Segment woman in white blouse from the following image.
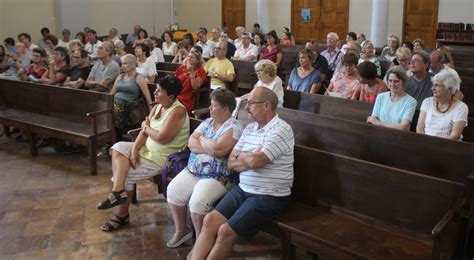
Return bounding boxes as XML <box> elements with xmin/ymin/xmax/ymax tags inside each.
<box><xmin>134</xmin><ymin>43</ymin><xmax>157</xmax><ymax>84</ymax></box>
<box><xmin>161</xmin><ymin>31</ymin><xmax>177</xmax><ymax>56</ymax></box>
<box><xmin>416</xmin><ymin>69</ymin><xmax>468</xmax><ymax>141</ymax></box>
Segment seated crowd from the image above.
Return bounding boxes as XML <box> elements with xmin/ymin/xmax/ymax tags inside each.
<box><xmin>0</xmin><ymin>23</ymin><xmax>470</xmax><ymax>259</ymax></box>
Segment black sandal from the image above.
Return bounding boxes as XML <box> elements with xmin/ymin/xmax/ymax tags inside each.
<box><xmin>97</xmin><ymin>190</ymin><xmax>128</xmax><ymax>210</ymax></box>
<box><xmin>100</xmin><ymin>214</ymin><xmax>130</xmax><ymax>232</ymax></box>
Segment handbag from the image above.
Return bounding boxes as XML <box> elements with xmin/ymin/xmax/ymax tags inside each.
<box><xmin>159</xmin><ymin>149</ymin><xmax>191</xmax><ymax>198</ymax></box>
<box><xmin>114</xmin><ymin>97</ymin><xmax>148</xmax><ymax>132</ymax></box>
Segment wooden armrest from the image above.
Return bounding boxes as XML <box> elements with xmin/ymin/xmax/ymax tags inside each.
<box><xmin>86</xmin><ymin>108</ymin><xmax>113</xmax><ymax>117</ymax></box>
<box><xmin>432</xmin><ymin>197</ymin><xmax>463</xmax><ymax>236</ymax></box>
<box><xmin>467</xmin><ymin>171</ymin><xmax>474</xmax><ymax>182</ymax></box>
<box><xmin>192</xmin><ymin>108</ymin><xmax>210</xmax><ymax>119</ymax></box>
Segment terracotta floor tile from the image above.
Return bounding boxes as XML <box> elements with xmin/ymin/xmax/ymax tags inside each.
<box><xmin>48</xmin><ymin>230</ymin><xmax>83</xmax><ymax>250</ymax></box>
<box><xmin>82</xmin><ymin>228</ymin><xmax>114</xmax><ymax>244</ymax></box>
<box><xmin>0</xmin><ymin>222</ymin><xmax>28</xmax><ymax>239</ymax></box>
<box><xmin>0</xmin><ymin>209</ymin><xmax>31</xmax><ymax>224</ymax></box>
<box><xmin>54</xmin><ymin>215</ymin><xmax>85</xmax><ymax>232</ymax></box>
<box><xmin>0</xmin><ymin>138</ymin><xmax>282</xmax><ymax>259</ymax></box>
<box><xmin>0</xmin><ymin>235</ymin><xmax>50</xmax><ymax>254</ymax></box>
<box><xmin>23</xmin><ymin>219</ymin><xmax>57</xmax><ymax>236</ymax></box>
<box><xmin>109</xmin><ymin>237</ymin><xmax>143</xmax><ymax>256</ymax></box>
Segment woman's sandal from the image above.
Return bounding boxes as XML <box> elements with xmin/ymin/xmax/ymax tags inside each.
<box><xmin>100</xmin><ymin>214</ymin><xmax>130</xmax><ymax>232</ymax></box>
<box><xmin>97</xmin><ymin>190</ymin><xmax>128</xmax><ymax>210</ymax></box>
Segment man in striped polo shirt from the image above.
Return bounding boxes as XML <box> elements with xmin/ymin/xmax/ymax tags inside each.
<box><xmin>191</xmin><ymin>87</ymin><xmax>294</xmax><ymax>259</ymax></box>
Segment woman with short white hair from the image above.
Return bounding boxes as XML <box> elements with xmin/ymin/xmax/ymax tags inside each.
<box><xmin>416</xmin><ymin>70</ymin><xmax>468</xmax><ymax>141</ymax></box>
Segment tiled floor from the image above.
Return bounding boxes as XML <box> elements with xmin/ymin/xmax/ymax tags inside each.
<box><xmin>0</xmin><ymin>132</ymin><xmax>282</xmax><ymax>259</ymax></box>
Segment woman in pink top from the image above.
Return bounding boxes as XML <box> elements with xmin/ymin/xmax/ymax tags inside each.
<box><xmin>324</xmin><ymin>53</ymin><xmax>360</xmax><ymax>99</ymax></box>
<box><xmin>259</xmin><ymin>31</ymin><xmax>283</xmax><ymax>67</ymax></box>
<box><xmin>353</xmin><ymin>61</ymin><xmax>388</xmax><ymax>102</ymax></box>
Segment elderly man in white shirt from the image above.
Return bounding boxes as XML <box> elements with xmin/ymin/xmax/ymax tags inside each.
<box><xmin>232</xmin><ymin>32</ymin><xmax>258</xmax><ymax>62</ymax></box>
<box><xmin>196</xmin><ymin>27</ymin><xmax>216</xmax><ymax>59</ymax></box>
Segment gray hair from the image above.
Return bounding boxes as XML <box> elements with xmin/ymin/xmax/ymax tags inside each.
<box><xmin>432</xmin><ymin>69</ymin><xmax>461</xmax><ymax>95</ymax></box>
<box><xmin>102</xmin><ymin>41</ymin><xmax>114</xmax><ymax>55</ymax></box>
<box><xmin>121</xmin><ymin>54</ymin><xmax>137</xmax><ymax>67</ymax></box>
<box><xmin>255</xmin><ymin>87</ymin><xmax>278</xmax><ymax>110</ymax></box>
<box><xmin>114</xmin><ymin>39</ymin><xmax>125</xmax><ymax>49</ymax></box>
<box><xmin>210</xmin><ymin>88</ymin><xmax>236</xmax><ymax>113</ymax></box>
<box><xmin>255</xmin><ymin>59</ymin><xmax>277</xmax><ymax>77</ymax></box>
<box><xmin>235</xmin><ymin>26</ymin><xmax>246</xmax><ymax>33</ymax></box>
<box><xmin>327</xmin><ymin>32</ymin><xmax>339</xmax><ymax>41</ymax></box>
<box><xmin>386</xmin><ymin>66</ymin><xmax>409</xmax><ymax>88</ymax></box>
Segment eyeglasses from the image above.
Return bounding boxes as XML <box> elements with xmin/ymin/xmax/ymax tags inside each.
<box><xmin>247</xmin><ymin>100</ymin><xmax>266</xmax><ymax>106</ymax></box>
<box><xmin>214</xmin><ymin>47</ymin><xmax>225</xmax><ymax>51</ymax></box>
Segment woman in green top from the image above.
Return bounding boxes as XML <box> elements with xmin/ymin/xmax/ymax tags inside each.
<box><xmin>98</xmin><ymin>75</ymin><xmax>190</xmax><ymax>231</ymax></box>
<box><xmin>110</xmin><ymin>54</ymin><xmax>153</xmax><ymax>139</ymax></box>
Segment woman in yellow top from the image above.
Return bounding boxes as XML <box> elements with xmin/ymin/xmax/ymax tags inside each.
<box><xmin>97</xmin><ymin>75</ymin><xmax>190</xmax><ymax>231</ymax></box>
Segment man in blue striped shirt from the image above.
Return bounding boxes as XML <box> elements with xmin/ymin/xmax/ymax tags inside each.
<box><xmin>191</xmin><ymin>87</ymin><xmax>294</xmax><ymax>259</ymax></box>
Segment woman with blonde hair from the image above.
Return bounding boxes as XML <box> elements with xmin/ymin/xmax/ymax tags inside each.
<box><xmin>175</xmin><ymin>49</ymin><xmax>208</xmax><ymax>114</ymax></box>
<box><xmin>110</xmin><ymin>54</ymin><xmax>153</xmax><ymax>136</ymax></box>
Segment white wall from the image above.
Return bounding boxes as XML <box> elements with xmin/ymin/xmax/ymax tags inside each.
<box><xmin>439</xmin><ymin>0</ymin><xmax>474</xmax><ymax>23</ymax></box>
<box><xmin>246</xmin><ymin>0</ymin><xmax>257</xmax><ymax>32</ymax></box>
<box><xmin>1</xmin><ymin>0</ymin><xmax>473</xmax><ymax>45</ymax></box>
<box><xmin>85</xmin><ymin>0</ymin><xmax>171</xmax><ymax>38</ymax></box>
<box><xmin>175</xmin><ymin>0</ymin><xmax>221</xmax><ymax>32</ymax></box>
<box><xmin>0</xmin><ymin>0</ymin><xmax>56</xmax><ymax>44</ymax></box>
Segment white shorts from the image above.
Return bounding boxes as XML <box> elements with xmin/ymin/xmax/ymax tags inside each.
<box><xmin>110</xmin><ymin>141</ymin><xmax>162</xmax><ymax>191</ymax></box>
<box><xmin>166</xmin><ymin>168</ymin><xmax>228</xmax><ymax>215</ymax></box>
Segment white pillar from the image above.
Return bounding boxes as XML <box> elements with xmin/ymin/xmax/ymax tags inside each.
<box><xmin>256</xmin><ymin>0</ymin><xmax>270</xmax><ymax>33</ymax></box>
<box><xmin>370</xmin><ymin>0</ymin><xmax>389</xmax><ymax>48</ymax></box>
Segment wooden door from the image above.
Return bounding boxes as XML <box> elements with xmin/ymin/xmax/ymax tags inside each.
<box><xmin>291</xmin><ymin>0</ymin><xmax>349</xmax><ymax>42</ymax></box>
<box><xmin>403</xmin><ymin>0</ymin><xmax>439</xmax><ymax>48</ymax></box>
<box><xmin>320</xmin><ymin>0</ymin><xmax>349</xmax><ymax>43</ymax></box>
<box><xmin>291</xmin><ymin>0</ymin><xmax>322</xmax><ymax>41</ymax></box>
<box><xmin>222</xmin><ymin>0</ymin><xmax>245</xmax><ymax>39</ymax></box>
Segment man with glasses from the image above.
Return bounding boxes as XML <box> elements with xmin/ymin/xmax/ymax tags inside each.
<box><xmin>333</xmin><ymin>40</ymin><xmax>361</xmax><ymax>76</ymax></box>
<box><xmin>196</xmin><ymin>27</ymin><xmax>216</xmax><ymax>59</ymax></box>
<box><xmin>203</xmin><ymin>41</ymin><xmax>235</xmax><ymax>90</ymax></box>
<box><xmin>63</xmin><ymin>50</ymin><xmax>91</xmax><ymax>89</ymax></box>
<box><xmin>219</xmin><ymin>32</ymin><xmax>236</xmax><ymax>59</ymax></box>
<box><xmin>232</xmin><ymin>32</ymin><xmax>258</xmax><ymax>62</ymax></box>
<box><xmin>191</xmin><ymin>87</ymin><xmax>294</xmax><ymax>259</ymax></box>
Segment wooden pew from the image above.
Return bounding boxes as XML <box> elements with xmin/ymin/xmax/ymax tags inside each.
<box><xmin>230</xmin><ymin>60</ymin><xmax>258</xmax><ymax>96</ymax></box>
<box><xmin>0</xmin><ymin>79</ymin><xmax>115</xmax><ymax>175</ymax></box>
<box><xmin>196</xmin><ymin>104</ymin><xmax>469</xmax><ymax>258</ymax></box>
<box><xmin>278</xmin><ymin>44</ymin><xmax>305</xmax><ymax>82</ymax></box>
<box><xmin>234</xmin><ymin>102</ymin><xmax>474</xmax><ymax>184</ymax></box>
<box><xmin>276</xmin><ymin>144</ymin><xmax>465</xmax><ymax>259</ymax></box>
<box><xmin>164</xmin><ymin>55</ymin><xmax>174</xmax><ymax>63</ymax></box>
<box><xmin>283</xmin><ymin>90</ymin><xmax>373</xmax><ymax>122</ymax></box>
<box><xmin>283</xmin><ymin>90</ymin><xmax>474</xmax><ymax>142</ymax></box>
<box><xmin>156</xmin><ymin>62</ymin><xmax>180</xmax><ymax>79</ymax></box>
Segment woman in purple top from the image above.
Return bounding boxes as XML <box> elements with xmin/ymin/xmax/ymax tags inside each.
<box><xmin>259</xmin><ymin>30</ymin><xmax>282</xmax><ymax>67</ymax></box>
